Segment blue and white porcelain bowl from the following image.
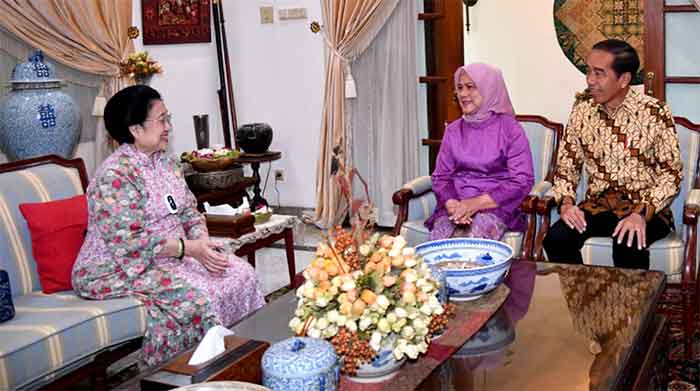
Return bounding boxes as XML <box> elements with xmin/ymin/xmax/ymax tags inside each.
<box><xmin>415</xmin><ymin>238</ymin><xmax>514</xmax><ymax>301</ymax></box>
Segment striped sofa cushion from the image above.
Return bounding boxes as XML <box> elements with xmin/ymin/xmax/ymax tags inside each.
<box><xmin>0</xmin><ymin>164</ymin><xmax>85</xmax><ymax>296</ymax></box>
<box><xmin>0</xmin><ymin>291</ymin><xmax>145</xmax><ymax>390</ymax></box>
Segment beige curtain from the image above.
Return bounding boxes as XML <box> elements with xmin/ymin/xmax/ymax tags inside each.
<box><xmin>313</xmin><ymin>0</ymin><xmax>400</xmax><ymax>229</ymax></box>
<box><xmin>0</xmin><ymin>0</ymin><xmax>134</xmax><ymax>165</ymax></box>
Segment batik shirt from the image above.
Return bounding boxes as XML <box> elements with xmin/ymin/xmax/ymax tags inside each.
<box><xmin>551</xmin><ymin>89</ymin><xmax>682</xmax><ymax>223</ymax></box>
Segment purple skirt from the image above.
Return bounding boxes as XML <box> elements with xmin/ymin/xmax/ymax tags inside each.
<box><xmin>429</xmin><ymin>212</ymin><xmax>507</xmax><ymax>241</ymax></box>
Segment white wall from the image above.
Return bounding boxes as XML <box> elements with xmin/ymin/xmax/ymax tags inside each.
<box><xmin>464</xmin><ymin>0</ymin><xmax>587</xmax><ymax>124</ymax></box>
<box><xmin>131</xmin><ymin>0</ymin><xmax>324</xmax><ymax>208</ymax></box>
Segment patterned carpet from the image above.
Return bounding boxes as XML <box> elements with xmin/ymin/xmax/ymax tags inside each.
<box><xmin>656</xmin><ymin>283</ymin><xmax>699</xmax><ymax>388</ymax></box>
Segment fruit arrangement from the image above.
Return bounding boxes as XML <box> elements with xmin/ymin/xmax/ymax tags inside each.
<box><xmin>181</xmin><ymin>147</ymin><xmax>241</xmax><ymax>172</ymax></box>
<box><xmin>289</xmin><ymin>231</ymin><xmax>450</xmax><ymax>375</ymax></box>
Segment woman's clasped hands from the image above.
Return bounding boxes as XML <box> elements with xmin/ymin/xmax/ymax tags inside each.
<box><xmin>186</xmin><ymin>239</ymin><xmax>230</xmax><ymax>275</ymax></box>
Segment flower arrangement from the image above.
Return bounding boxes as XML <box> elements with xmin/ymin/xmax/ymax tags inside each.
<box><xmin>119</xmin><ymin>51</ymin><xmax>163</xmax><ymax>82</ymax></box>
<box><xmin>290</xmin><ymin>231</ymin><xmax>452</xmax><ymax>375</ymax></box>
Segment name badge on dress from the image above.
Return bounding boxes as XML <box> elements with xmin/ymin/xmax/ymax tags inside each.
<box><xmin>164</xmin><ymin>194</ymin><xmax>178</xmax><ymax>214</ymax></box>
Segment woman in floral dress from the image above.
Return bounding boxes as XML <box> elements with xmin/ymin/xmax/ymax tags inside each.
<box><xmin>72</xmin><ymin>85</ymin><xmax>265</xmax><ymax>366</ymax></box>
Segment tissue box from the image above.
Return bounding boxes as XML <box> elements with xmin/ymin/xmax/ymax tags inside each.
<box><xmin>141</xmin><ymin>336</ymin><xmax>269</xmax><ymax>390</ymax></box>
<box><xmin>205</xmin><ymin>213</ymin><xmax>255</xmax><ymax>238</ymax></box>
<box><xmin>262</xmin><ymin>337</ymin><xmax>339</xmax><ymax>391</ymax></box>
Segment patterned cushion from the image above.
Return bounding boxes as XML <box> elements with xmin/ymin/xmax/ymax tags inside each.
<box><xmin>0</xmin><ymin>164</ymin><xmax>84</xmax><ymax>296</ymax></box>
<box><xmin>0</xmin><ymin>291</ymin><xmax>145</xmax><ymax>390</ymax></box>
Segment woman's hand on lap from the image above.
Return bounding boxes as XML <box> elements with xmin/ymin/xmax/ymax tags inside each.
<box><xmin>185</xmin><ymin>239</ymin><xmax>230</xmax><ymax>274</ymax></box>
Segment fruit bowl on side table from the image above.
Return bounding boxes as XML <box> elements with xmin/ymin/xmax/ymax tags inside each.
<box><xmin>415</xmin><ymin>238</ymin><xmax>514</xmax><ymax>301</ymax></box>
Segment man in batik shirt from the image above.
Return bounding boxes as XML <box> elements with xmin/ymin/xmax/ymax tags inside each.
<box><xmin>543</xmin><ymin>39</ymin><xmax>682</xmax><ymax>269</ymax></box>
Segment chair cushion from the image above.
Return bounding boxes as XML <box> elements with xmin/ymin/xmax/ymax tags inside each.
<box><xmin>579</xmin><ymin>231</ymin><xmax>684</xmax><ymax>279</ymax></box>
<box><xmin>18</xmin><ymin>195</ymin><xmax>88</xmax><ymax>294</ymax></box>
<box><xmin>400</xmin><ymin>219</ymin><xmax>524</xmax><ymax>255</ymax></box>
<box><xmin>0</xmin><ymin>291</ymin><xmax>145</xmax><ymax>390</ymax></box>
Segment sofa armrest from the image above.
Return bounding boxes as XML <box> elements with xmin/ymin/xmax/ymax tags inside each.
<box><xmin>392</xmin><ymin>176</ymin><xmax>433</xmax><ymax>235</ymax></box>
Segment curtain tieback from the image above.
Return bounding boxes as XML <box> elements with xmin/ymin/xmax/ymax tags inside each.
<box><xmin>322</xmin><ymin>36</ymin><xmax>357</xmax><ymax>99</ymax></box>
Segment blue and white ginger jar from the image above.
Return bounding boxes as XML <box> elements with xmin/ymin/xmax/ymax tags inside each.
<box><xmin>0</xmin><ymin>50</ymin><xmax>80</xmax><ymax>160</ymax></box>
<box><xmin>262</xmin><ymin>337</ymin><xmax>339</xmax><ymax>391</ymax></box>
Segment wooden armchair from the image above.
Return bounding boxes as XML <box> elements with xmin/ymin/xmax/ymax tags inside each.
<box><xmin>532</xmin><ymin>116</ymin><xmax>700</xmax><ymax>358</ymax></box>
<box><xmin>392</xmin><ymin>115</ymin><xmax>563</xmax><ymax>260</ymax></box>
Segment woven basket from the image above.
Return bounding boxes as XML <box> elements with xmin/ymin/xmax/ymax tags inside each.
<box><xmin>185</xmin><ymin>165</ymin><xmax>244</xmax><ymax>191</ymax></box>
<box><xmin>189</xmin><ymin>156</ymin><xmax>238</xmax><ymax>173</ymax></box>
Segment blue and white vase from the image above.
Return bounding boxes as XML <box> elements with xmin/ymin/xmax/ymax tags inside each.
<box><xmin>0</xmin><ymin>50</ymin><xmax>80</xmax><ymax>160</ymax></box>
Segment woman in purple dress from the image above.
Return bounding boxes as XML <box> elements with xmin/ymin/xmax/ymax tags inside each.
<box><xmin>72</xmin><ymin>85</ymin><xmax>264</xmax><ymax>366</ymax></box>
<box><xmin>426</xmin><ymin>63</ymin><xmax>534</xmax><ymax>241</ymax></box>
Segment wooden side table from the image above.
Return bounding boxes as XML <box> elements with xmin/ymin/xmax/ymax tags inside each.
<box><xmin>216</xmin><ymin>214</ymin><xmax>302</xmax><ymax>289</ymax></box>
<box><xmin>190</xmin><ymin>177</ymin><xmax>256</xmax><ymax>212</ymax></box>
<box><xmin>235</xmin><ymin>151</ymin><xmax>281</xmax><ymax>210</ymax></box>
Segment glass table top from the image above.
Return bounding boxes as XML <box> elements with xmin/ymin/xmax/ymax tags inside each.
<box><xmin>230</xmin><ymin>261</ymin><xmax>665</xmax><ymax>391</ymax></box>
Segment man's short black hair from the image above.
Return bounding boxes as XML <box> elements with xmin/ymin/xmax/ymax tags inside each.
<box><xmin>103</xmin><ymin>85</ymin><xmax>161</xmax><ymax>145</ymax></box>
<box><xmin>592</xmin><ymin>39</ymin><xmax>640</xmax><ymax>80</ymax></box>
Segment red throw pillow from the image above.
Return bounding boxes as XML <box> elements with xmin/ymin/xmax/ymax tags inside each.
<box><xmin>19</xmin><ymin>195</ymin><xmax>88</xmax><ymax>294</ymax></box>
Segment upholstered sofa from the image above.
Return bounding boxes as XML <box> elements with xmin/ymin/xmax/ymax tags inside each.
<box><xmin>392</xmin><ymin>115</ymin><xmax>563</xmax><ymax>260</ymax></box>
<box><xmin>0</xmin><ymin>155</ymin><xmax>145</xmax><ymax>390</ymax></box>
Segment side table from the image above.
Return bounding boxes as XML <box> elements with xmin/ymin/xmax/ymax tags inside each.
<box><xmin>220</xmin><ymin>214</ymin><xmax>302</xmax><ymax>289</ymax></box>
<box><xmin>190</xmin><ymin>177</ymin><xmax>256</xmax><ymax>212</ymax></box>
<box><xmin>235</xmin><ymin>151</ymin><xmax>281</xmax><ymax>210</ymax></box>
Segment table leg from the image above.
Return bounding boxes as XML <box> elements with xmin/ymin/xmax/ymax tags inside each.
<box><xmin>249</xmin><ymin>161</ymin><xmax>268</xmax><ymax>209</ymax></box>
<box><xmin>284</xmin><ymin>228</ymin><xmax>298</xmax><ymax>289</ymax></box>
<box><xmin>247</xmin><ymin>251</ymin><xmax>256</xmax><ymax>269</ymax></box>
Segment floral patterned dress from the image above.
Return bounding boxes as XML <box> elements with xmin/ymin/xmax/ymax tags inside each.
<box><xmin>72</xmin><ymin>144</ymin><xmax>265</xmax><ymax>366</ymax></box>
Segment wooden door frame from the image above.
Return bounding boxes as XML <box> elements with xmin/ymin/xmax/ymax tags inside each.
<box><xmin>644</xmin><ymin>0</ymin><xmax>700</xmax><ymax>101</ymax></box>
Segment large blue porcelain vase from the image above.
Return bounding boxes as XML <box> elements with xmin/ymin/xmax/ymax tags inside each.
<box><xmin>0</xmin><ymin>51</ymin><xmax>80</xmax><ymax>160</ymax></box>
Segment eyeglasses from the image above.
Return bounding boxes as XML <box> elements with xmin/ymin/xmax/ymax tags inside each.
<box><xmin>143</xmin><ymin>112</ymin><xmax>172</xmax><ymax>127</ymax></box>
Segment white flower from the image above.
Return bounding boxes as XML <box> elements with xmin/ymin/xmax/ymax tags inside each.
<box><xmin>392</xmin><ymin>318</ymin><xmax>407</xmax><ymax>333</ymax></box>
<box><xmin>395</xmin><ymin>307</ymin><xmax>408</xmax><ymax>318</ymax></box>
<box><xmin>359</xmin><ymin>317</ymin><xmax>373</xmax><ymax>331</ymax></box>
<box><xmin>315</xmin><ymin>296</ymin><xmax>329</xmax><ymax>308</ymax></box>
<box><xmin>326</xmin><ymin>310</ymin><xmax>339</xmax><ymax>323</ymax></box>
<box><xmin>308</xmin><ymin>328</ymin><xmax>321</xmax><ymax>338</ymax></box>
<box><xmin>359</xmin><ymin>244</ymin><xmax>371</xmax><ymax>256</ymax></box>
<box><xmin>331</xmin><ymin>276</ymin><xmax>342</xmax><ymax>287</ymax></box>
<box><xmin>386</xmin><ymin>312</ymin><xmax>397</xmax><ymax>324</ymax></box>
<box><xmin>345</xmin><ymin>320</ymin><xmax>358</xmax><ymax>332</ymax></box>
<box><xmin>402</xmin><ymin>269</ymin><xmax>418</xmax><ymax>283</ymax></box>
<box><xmin>316</xmin><ymin>317</ymin><xmax>329</xmax><ymax>330</ymax></box>
<box><xmin>412</xmin><ymin>318</ymin><xmax>426</xmax><ymax>330</ymax></box>
<box><xmin>323</xmin><ymin>325</ymin><xmax>339</xmax><ymax>338</ymax></box>
<box><xmin>370</xmin><ymin>331</ymin><xmax>383</xmax><ymax>352</ymax></box>
<box><xmin>405</xmin><ymin>344</ymin><xmax>419</xmax><ymax>359</ymax></box>
<box><xmin>406</xmin><ymin>307</ymin><xmax>419</xmax><ymax>319</ymax></box>
<box><xmin>402</xmin><ymin>292</ymin><xmax>416</xmax><ymax>306</ymax></box>
<box><xmin>393</xmin><ymin>346</ymin><xmax>405</xmax><ymax>360</ymax></box>
<box><xmin>420</xmin><ymin>303</ymin><xmax>434</xmax><ymax>315</ymax></box>
<box><xmin>377</xmin><ymin>318</ymin><xmax>391</xmax><ymax>333</ymax></box>
<box><xmin>376</xmin><ymin>295</ymin><xmax>391</xmax><ymax>309</ymax></box>
<box><xmin>289</xmin><ymin>317</ymin><xmax>301</xmax><ymax>330</ymax></box>
<box><xmin>402</xmin><ymin>247</ymin><xmax>416</xmax><ymax>256</ymax></box>
<box><xmin>401</xmin><ymin>326</ymin><xmax>415</xmax><ymax>339</ymax></box>
<box><xmin>336</xmin><ymin>315</ymin><xmax>348</xmax><ymax>326</ymax></box>
<box><xmin>404</xmin><ymin>257</ymin><xmax>418</xmax><ymax>268</ymax></box>
<box><xmin>341</xmin><ymin>280</ymin><xmax>356</xmax><ymax>292</ymax></box>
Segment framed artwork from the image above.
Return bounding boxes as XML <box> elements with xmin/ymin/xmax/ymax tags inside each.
<box><xmin>142</xmin><ymin>0</ymin><xmax>211</xmax><ymax>45</ymax></box>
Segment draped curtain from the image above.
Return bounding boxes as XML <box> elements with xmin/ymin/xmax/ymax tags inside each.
<box><xmin>313</xmin><ymin>0</ymin><xmax>400</xmax><ymax>229</ymax></box>
<box><xmin>0</xmin><ymin>0</ymin><xmax>134</xmax><ymax>167</ymax></box>
<box><xmin>350</xmin><ymin>0</ymin><xmax>419</xmax><ymax>227</ymax></box>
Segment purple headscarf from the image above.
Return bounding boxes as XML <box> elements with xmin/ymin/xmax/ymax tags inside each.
<box><xmin>454</xmin><ymin>63</ymin><xmax>515</xmax><ymax>123</ymax></box>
